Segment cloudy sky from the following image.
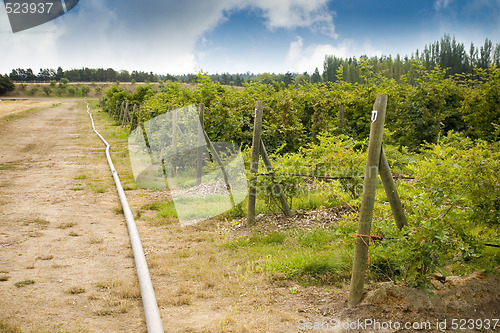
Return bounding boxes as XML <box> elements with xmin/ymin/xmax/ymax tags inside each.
<box><xmin>0</xmin><ymin>0</ymin><xmax>499</xmax><ymax>75</ymax></box>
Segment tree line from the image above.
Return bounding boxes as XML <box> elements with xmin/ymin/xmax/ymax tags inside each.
<box><xmin>8</xmin><ymin>67</ymin><xmax>160</xmax><ymax>83</ymax></box>
<box><xmin>3</xmin><ymin>34</ymin><xmax>499</xmax><ymax>88</ymax></box>
<box><xmin>320</xmin><ymin>35</ymin><xmax>499</xmax><ymax>84</ymax></box>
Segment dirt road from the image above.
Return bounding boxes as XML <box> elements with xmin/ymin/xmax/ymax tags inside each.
<box><xmin>0</xmin><ymin>100</ymin><xmax>145</xmax><ymax>332</ymax></box>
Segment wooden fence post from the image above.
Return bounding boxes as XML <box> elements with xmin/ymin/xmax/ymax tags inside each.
<box><xmin>247</xmin><ymin>101</ymin><xmax>264</xmax><ymax>226</ymax></box>
<box><xmin>348</xmin><ymin>94</ymin><xmax>387</xmax><ymax>307</ymax></box>
<box><xmin>379</xmin><ymin>147</ymin><xmax>407</xmax><ymax>229</ymax></box>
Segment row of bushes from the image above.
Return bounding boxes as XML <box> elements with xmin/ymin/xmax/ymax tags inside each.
<box><xmin>100</xmin><ymin>62</ymin><xmax>500</xmax><ymax>153</ymax></box>
<box><xmin>250</xmin><ymin>132</ymin><xmax>499</xmax><ymax>287</ymax></box>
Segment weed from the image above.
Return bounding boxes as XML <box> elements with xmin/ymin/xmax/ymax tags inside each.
<box><xmin>23</xmin><ymin>218</ymin><xmax>50</xmax><ymax>227</ymax></box>
<box><xmin>69</xmin><ymin>231</ymin><xmax>80</xmax><ymax>237</ymax></box>
<box><xmin>94</xmin><ymin>308</ymin><xmax>113</xmax><ymax>316</ymax></box>
<box><xmin>0</xmin><ymin>271</ymin><xmax>9</xmax><ymax>282</ymax></box>
<box><xmin>58</xmin><ymin>222</ymin><xmax>76</xmax><ymax>229</ymax></box>
<box><xmin>14</xmin><ymin>279</ymin><xmax>35</xmax><ymax>288</ymax></box>
<box><xmin>92</xmin><ymin>187</ymin><xmax>108</xmax><ymax>193</ymax></box>
<box><xmin>38</xmin><ymin>254</ymin><xmax>53</xmax><ymax>260</ymax></box>
<box><xmin>95</xmin><ymin>279</ymin><xmax>123</xmax><ymax>290</ymax></box>
<box><xmin>69</xmin><ymin>287</ymin><xmax>86</xmax><ymax>294</ymax></box>
<box><xmin>70</xmin><ymin>186</ymin><xmax>84</xmax><ymax>191</ymax></box>
<box><xmin>89</xmin><ymin>236</ymin><xmax>103</xmax><ymax>244</ymax></box>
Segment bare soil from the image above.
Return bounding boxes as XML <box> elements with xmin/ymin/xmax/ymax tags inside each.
<box><xmin>0</xmin><ymin>100</ymin><xmax>498</xmax><ymax>332</ymax></box>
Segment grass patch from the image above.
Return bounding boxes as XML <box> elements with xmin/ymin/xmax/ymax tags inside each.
<box><xmin>0</xmin><ymin>271</ymin><xmax>9</xmax><ymax>282</ymax></box>
<box><xmin>14</xmin><ymin>279</ymin><xmax>35</xmax><ymax>288</ymax></box>
<box><xmin>74</xmin><ymin>174</ymin><xmax>87</xmax><ymax>180</ymax></box>
<box><xmin>220</xmin><ymin>228</ymin><xmax>352</xmax><ymax>286</ymax></box>
<box><xmin>89</xmin><ymin>236</ymin><xmax>103</xmax><ymax>244</ymax></box>
<box><xmin>58</xmin><ymin>222</ymin><xmax>76</xmax><ymax>229</ymax></box>
<box><xmin>94</xmin><ymin>279</ymin><xmax>123</xmax><ymax>290</ymax></box>
<box><xmin>0</xmin><ymin>162</ymin><xmax>18</xmax><ymax>171</ymax></box>
<box><xmin>92</xmin><ymin>187</ymin><xmax>108</xmax><ymax>193</ymax></box>
<box><xmin>38</xmin><ymin>254</ymin><xmax>53</xmax><ymax>260</ymax></box>
<box><xmin>0</xmin><ymin>319</ymin><xmax>21</xmax><ymax>333</ymax></box>
<box><xmin>22</xmin><ymin>218</ymin><xmax>50</xmax><ymax>227</ymax></box>
<box><xmin>69</xmin><ymin>287</ymin><xmax>86</xmax><ymax>294</ymax></box>
<box><xmin>70</xmin><ymin>186</ymin><xmax>85</xmax><ymax>191</ymax></box>
<box><xmin>142</xmin><ymin>200</ymin><xmax>178</xmax><ymax>219</ymax></box>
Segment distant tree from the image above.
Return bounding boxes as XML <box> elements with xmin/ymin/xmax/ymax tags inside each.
<box><xmin>234</xmin><ymin>74</ymin><xmax>243</xmax><ymax>86</ymax></box>
<box><xmin>118</xmin><ymin>70</ymin><xmax>131</xmax><ymax>82</ymax></box>
<box><xmin>311</xmin><ymin>67</ymin><xmax>322</xmax><ymax>83</ymax></box>
<box><xmin>56</xmin><ymin>67</ymin><xmax>64</xmax><ymax>80</ymax></box>
<box><xmin>0</xmin><ymin>74</ymin><xmax>15</xmax><ymax>95</ymax></box>
<box><xmin>294</xmin><ymin>73</ymin><xmax>310</xmax><ymax>86</ymax></box>
<box><xmin>494</xmin><ymin>43</ymin><xmax>500</xmax><ymax>67</ymax></box>
<box><xmin>251</xmin><ymin>73</ymin><xmax>275</xmax><ymax>85</ymax></box>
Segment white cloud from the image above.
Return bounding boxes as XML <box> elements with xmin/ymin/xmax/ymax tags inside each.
<box><xmin>434</xmin><ymin>0</ymin><xmax>453</xmax><ymax>10</ymax></box>
<box><xmin>241</xmin><ymin>0</ymin><xmax>336</xmax><ymax>37</ymax></box>
<box><xmin>0</xmin><ymin>0</ymin><xmax>336</xmax><ymax>74</ymax></box>
<box><xmin>284</xmin><ymin>37</ymin><xmax>383</xmax><ymax>73</ymax></box>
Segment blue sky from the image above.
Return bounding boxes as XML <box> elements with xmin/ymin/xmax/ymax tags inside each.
<box><xmin>0</xmin><ymin>0</ymin><xmax>499</xmax><ymax>75</ymax></box>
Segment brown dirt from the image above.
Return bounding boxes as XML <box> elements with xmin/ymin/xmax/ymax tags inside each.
<box><xmin>0</xmin><ymin>100</ymin><xmax>499</xmax><ymax>332</ymax></box>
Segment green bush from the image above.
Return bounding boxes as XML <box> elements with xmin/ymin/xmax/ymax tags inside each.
<box><xmin>367</xmin><ymin>132</ymin><xmax>499</xmax><ymax>287</ymax></box>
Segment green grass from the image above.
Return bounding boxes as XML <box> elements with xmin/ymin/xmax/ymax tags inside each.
<box><xmin>142</xmin><ymin>200</ymin><xmax>178</xmax><ymax>218</ymax></box>
<box><xmin>220</xmin><ymin>228</ymin><xmax>353</xmax><ymax>287</ymax></box>
<box><xmin>14</xmin><ymin>279</ymin><xmax>35</xmax><ymax>288</ymax></box>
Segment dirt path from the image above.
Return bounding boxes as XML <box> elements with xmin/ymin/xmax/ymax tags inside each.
<box><xmin>0</xmin><ymin>101</ymin><xmax>145</xmax><ymax>332</ymax></box>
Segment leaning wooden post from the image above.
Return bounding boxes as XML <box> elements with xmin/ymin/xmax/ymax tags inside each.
<box><xmin>247</xmin><ymin>101</ymin><xmax>264</xmax><ymax>226</ymax></box>
<box><xmin>379</xmin><ymin>147</ymin><xmax>407</xmax><ymax>230</ymax></box>
<box><xmin>201</xmin><ymin>126</ymin><xmax>236</xmax><ymax>209</ymax></box>
<box><xmin>259</xmin><ymin>139</ymin><xmax>292</xmax><ymax>217</ymax></box>
<box><xmin>348</xmin><ymin>94</ymin><xmax>387</xmax><ymax>307</ymax></box>
<box><xmin>196</xmin><ymin>103</ymin><xmax>205</xmax><ymax>186</ymax></box>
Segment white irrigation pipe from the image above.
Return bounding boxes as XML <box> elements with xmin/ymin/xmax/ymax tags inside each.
<box><xmin>84</xmin><ymin>99</ymin><xmax>164</xmax><ymax>333</ymax></box>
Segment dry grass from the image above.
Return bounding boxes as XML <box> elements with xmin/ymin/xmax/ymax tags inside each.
<box><xmin>57</xmin><ymin>222</ymin><xmax>77</xmax><ymax>229</ymax></box>
<box><xmin>68</xmin><ymin>287</ymin><xmax>86</xmax><ymax>295</ymax></box>
<box><xmin>0</xmin><ymin>271</ymin><xmax>9</xmax><ymax>282</ymax></box>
